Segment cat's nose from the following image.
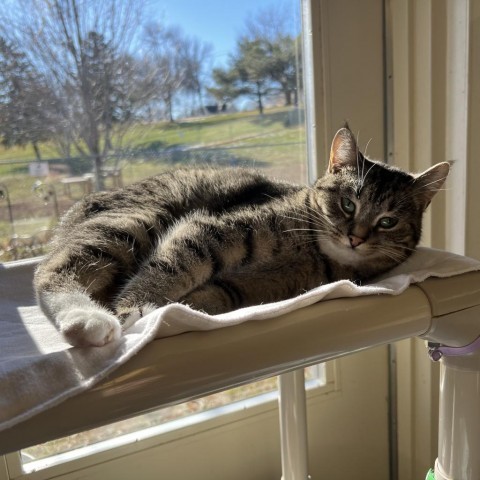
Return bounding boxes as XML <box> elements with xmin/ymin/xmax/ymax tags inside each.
<box><xmin>348</xmin><ymin>235</ymin><xmax>365</xmax><ymax>248</ymax></box>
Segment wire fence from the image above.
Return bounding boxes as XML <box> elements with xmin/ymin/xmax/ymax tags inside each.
<box><xmin>0</xmin><ymin>140</ymin><xmax>305</xmax><ymax>261</ymax></box>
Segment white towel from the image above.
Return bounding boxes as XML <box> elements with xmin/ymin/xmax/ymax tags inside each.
<box><xmin>0</xmin><ymin>247</ymin><xmax>479</xmax><ymax>432</ymax></box>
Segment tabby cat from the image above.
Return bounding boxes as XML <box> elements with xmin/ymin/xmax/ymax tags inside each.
<box><xmin>34</xmin><ymin>126</ymin><xmax>449</xmax><ymax>347</ymax></box>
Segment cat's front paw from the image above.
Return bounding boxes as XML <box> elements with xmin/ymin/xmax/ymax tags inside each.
<box><xmin>58</xmin><ymin>308</ymin><xmax>122</xmax><ymax>347</ymax></box>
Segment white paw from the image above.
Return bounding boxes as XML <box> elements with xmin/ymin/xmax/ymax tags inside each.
<box><xmin>59</xmin><ymin>308</ymin><xmax>122</xmax><ymax>347</ymax></box>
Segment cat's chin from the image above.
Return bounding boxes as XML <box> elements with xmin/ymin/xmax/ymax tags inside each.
<box><xmin>320</xmin><ymin>238</ymin><xmax>371</xmax><ymax>266</ymax></box>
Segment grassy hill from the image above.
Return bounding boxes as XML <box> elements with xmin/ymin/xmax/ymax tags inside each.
<box><xmin>0</xmin><ymin>107</ymin><xmax>307</xmax><ymax>260</ymax></box>
<box><xmin>0</xmin><ymin>107</ymin><xmax>304</xmax><ymax>165</ymax></box>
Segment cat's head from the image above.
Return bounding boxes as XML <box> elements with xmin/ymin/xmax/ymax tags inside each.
<box><xmin>313</xmin><ymin>126</ymin><xmax>449</xmax><ymax>273</ymax></box>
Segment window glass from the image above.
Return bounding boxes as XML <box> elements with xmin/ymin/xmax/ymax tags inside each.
<box><xmin>0</xmin><ymin>0</ymin><xmax>306</xmax><ymax>261</ymax></box>
<box><xmin>0</xmin><ymin>0</ymin><xmax>313</xmax><ymax>471</ymax></box>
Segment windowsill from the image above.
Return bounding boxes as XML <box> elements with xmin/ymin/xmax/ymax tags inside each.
<box><xmin>1</xmin><ymin>280</ymin><xmax>440</xmax><ymax>454</ymax></box>
<box><xmin>19</xmin><ymin>374</ymin><xmax>329</xmax><ymax>475</ymax></box>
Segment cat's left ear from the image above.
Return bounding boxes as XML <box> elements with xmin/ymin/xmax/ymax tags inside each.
<box><xmin>413</xmin><ymin>162</ymin><xmax>450</xmax><ymax>210</ymax></box>
<box><xmin>328</xmin><ymin>126</ymin><xmax>359</xmax><ymax>173</ymax></box>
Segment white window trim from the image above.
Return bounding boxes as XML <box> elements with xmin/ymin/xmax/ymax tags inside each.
<box><xmin>445</xmin><ymin>0</ymin><xmax>470</xmax><ymax>256</ymax></box>
<box><xmin>4</xmin><ymin>364</ymin><xmax>336</xmax><ymax>480</ymax></box>
<box><xmin>2</xmin><ymin>1</ymin><xmax>329</xmax><ymax>477</ymax></box>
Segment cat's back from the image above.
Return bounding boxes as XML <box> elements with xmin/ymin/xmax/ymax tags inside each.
<box><xmin>132</xmin><ymin>167</ymin><xmax>298</xmax><ymax>211</ymax></box>
<box><xmin>65</xmin><ymin>167</ymin><xmax>299</xmax><ymax>225</ymax></box>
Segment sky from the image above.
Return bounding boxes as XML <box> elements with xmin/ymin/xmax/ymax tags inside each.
<box><xmin>149</xmin><ymin>0</ymin><xmax>300</xmax><ymax>67</ymax></box>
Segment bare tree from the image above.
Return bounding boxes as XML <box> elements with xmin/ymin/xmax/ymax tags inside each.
<box><xmin>181</xmin><ymin>35</ymin><xmax>213</xmax><ymax>115</ymax></box>
<box><xmin>0</xmin><ymin>0</ymin><xmax>148</xmax><ymax>190</ymax></box>
<box><xmin>143</xmin><ymin>23</ymin><xmax>186</xmax><ymax>123</ymax></box>
<box><xmin>143</xmin><ymin>22</ymin><xmax>213</xmax><ymax>121</ymax></box>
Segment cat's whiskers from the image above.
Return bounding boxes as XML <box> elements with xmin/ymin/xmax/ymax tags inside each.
<box><xmin>77</xmin><ymin>256</ymin><xmax>103</xmax><ymax>273</ymax></box>
<box><xmin>293</xmin><ymin>233</ymin><xmax>332</xmax><ymax>248</ymax></box>
<box><xmin>279</xmin><ymin>213</ymin><xmax>315</xmax><ymax>225</ymax></box>
<box><xmin>304</xmin><ymin>188</ymin><xmax>335</xmax><ymax>226</ymax></box>
<box><xmin>382</xmin><ymin>242</ymin><xmax>416</xmax><ymax>257</ymax></box>
<box><xmin>280</xmin><ymin>209</ymin><xmax>332</xmax><ymax>231</ymax></box>
<box><xmin>95</xmin><ymin>262</ymin><xmax>114</xmax><ymax>271</ymax></box>
<box><xmin>354</xmin><ymin>131</ymin><xmax>367</xmax><ymax>195</ymax></box>
<box><xmin>284</xmin><ymin>227</ymin><xmax>331</xmax><ymax>240</ymax></box>
<box><xmin>363</xmin><ymin>138</ymin><xmax>373</xmax><ymax>159</ymax></box>
<box><xmin>283</xmin><ymin>207</ymin><xmax>319</xmax><ymax>222</ymax></box>
<box><xmin>399</xmin><ymin>177</ymin><xmax>449</xmax><ymax>204</ymax></box>
<box><xmin>393</xmin><ymin>183</ymin><xmax>450</xmax><ymax>211</ymax></box>
<box><xmin>302</xmin><ymin>202</ymin><xmax>334</xmax><ymax>226</ymax></box>
<box><xmin>376</xmin><ymin>245</ymin><xmax>409</xmax><ymax>263</ymax></box>
<box><xmin>85</xmin><ymin>277</ymin><xmax>98</xmax><ymax>292</ymax></box>
<box><xmin>382</xmin><ymin>241</ymin><xmax>416</xmax><ymax>252</ymax></box>
<box><xmin>129</xmin><ymin>238</ymin><xmax>137</xmax><ymax>254</ymax></box>
<box><xmin>351</xmin><ymin>133</ymin><xmax>376</xmax><ymax>196</ymax></box>
<box><xmin>391</xmin><ymin>187</ymin><xmax>425</xmax><ymax>209</ymax></box>
<box><xmin>376</xmin><ymin>249</ymin><xmax>402</xmax><ymax>263</ymax></box>
<box><xmin>283</xmin><ymin>228</ymin><xmax>326</xmax><ymax>235</ymax></box>
<box><xmin>355</xmin><ymin>131</ymin><xmax>362</xmax><ymax>185</ymax></box>
<box><xmin>359</xmin><ymin>161</ymin><xmax>376</xmax><ymax>190</ymax></box>
<box><xmin>263</xmin><ymin>187</ymin><xmax>332</xmax><ymax>230</ymax></box>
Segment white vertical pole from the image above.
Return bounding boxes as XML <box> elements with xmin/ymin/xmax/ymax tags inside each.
<box><xmin>301</xmin><ymin>0</ymin><xmax>318</xmax><ymax>184</ymax></box>
<box><xmin>278</xmin><ymin>370</ymin><xmax>310</xmax><ymax>480</ymax></box>
<box><xmin>435</xmin><ymin>352</ymin><xmax>480</xmax><ymax>480</ymax></box>
<box><xmin>445</xmin><ymin>0</ymin><xmax>470</xmax><ymax>255</ymax></box>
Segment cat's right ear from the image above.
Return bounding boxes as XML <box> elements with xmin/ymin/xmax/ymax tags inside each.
<box><xmin>413</xmin><ymin>161</ymin><xmax>450</xmax><ymax>210</ymax></box>
<box><xmin>328</xmin><ymin>127</ymin><xmax>359</xmax><ymax>173</ymax></box>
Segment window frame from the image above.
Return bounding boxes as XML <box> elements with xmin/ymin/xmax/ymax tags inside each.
<box><xmin>1</xmin><ymin>0</ymin><xmax>327</xmax><ymax>477</ymax></box>
<box><xmin>3</xmin><ymin>364</ymin><xmax>336</xmax><ymax>480</ymax></box>
<box><xmin>0</xmin><ymin>0</ymin><xmax>399</xmax><ymax>478</ymax></box>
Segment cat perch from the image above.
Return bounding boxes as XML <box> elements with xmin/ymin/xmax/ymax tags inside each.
<box><xmin>0</xmin><ymin>249</ymin><xmax>479</xmax><ymax>479</ymax></box>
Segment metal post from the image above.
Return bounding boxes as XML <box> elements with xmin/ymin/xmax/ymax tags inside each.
<box><xmin>278</xmin><ymin>369</ymin><xmax>310</xmax><ymax>480</ymax></box>
<box><xmin>0</xmin><ymin>183</ymin><xmax>15</xmax><ymax>235</ymax></box>
<box><xmin>32</xmin><ymin>181</ymin><xmax>59</xmax><ymax>219</ymax></box>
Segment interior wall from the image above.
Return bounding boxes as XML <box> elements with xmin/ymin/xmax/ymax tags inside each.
<box><xmin>466</xmin><ymin>1</ymin><xmax>480</xmax><ymax>260</ymax></box>
<box><xmin>390</xmin><ymin>0</ymin><xmax>480</xmax><ymax>478</ymax></box>
<box><xmin>312</xmin><ymin>0</ymin><xmax>385</xmax><ymax>172</ymax></box>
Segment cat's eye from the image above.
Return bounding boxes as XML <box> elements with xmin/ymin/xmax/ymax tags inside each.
<box><xmin>378</xmin><ymin>217</ymin><xmax>398</xmax><ymax>229</ymax></box>
<box><xmin>340</xmin><ymin>197</ymin><xmax>355</xmax><ymax>215</ymax></box>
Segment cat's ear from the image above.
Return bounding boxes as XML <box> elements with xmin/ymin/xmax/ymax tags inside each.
<box><xmin>328</xmin><ymin>126</ymin><xmax>359</xmax><ymax>173</ymax></box>
<box><xmin>413</xmin><ymin>162</ymin><xmax>450</xmax><ymax>209</ymax></box>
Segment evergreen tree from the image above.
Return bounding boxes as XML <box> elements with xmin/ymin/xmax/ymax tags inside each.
<box><xmin>0</xmin><ymin>37</ymin><xmax>55</xmax><ymax>159</ymax></box>
<box><xmin>233</xmin><ymin>38</ymin><xmax>273</xmax><ymax>115</ymax></box>
<box><xmin>207</xmin><ymin>67</ymin><xmax>245</xmax><ymax>109</ymax></box>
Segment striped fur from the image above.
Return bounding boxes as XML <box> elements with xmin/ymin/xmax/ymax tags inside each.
<box><xmin>34</xmin><ymin>127</ymin><xmax>449</xmax><ymax>346</ymax></box>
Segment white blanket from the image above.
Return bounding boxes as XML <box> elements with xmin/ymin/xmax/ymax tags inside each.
<box><xmin>1</xmin><ymin>247</ymin><xmax>479</xmax><ymax>432</ymax></box>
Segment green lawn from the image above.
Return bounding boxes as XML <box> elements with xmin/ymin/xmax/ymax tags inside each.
<box><xmin>0</xmin><ymin>107</ymin><xmax>303</xmax><ymax>163</ymax></box>
<box><xmin>0</xmin><ymin>106</ymin><xmax>307</xmax><ymax>260</ymax></box>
